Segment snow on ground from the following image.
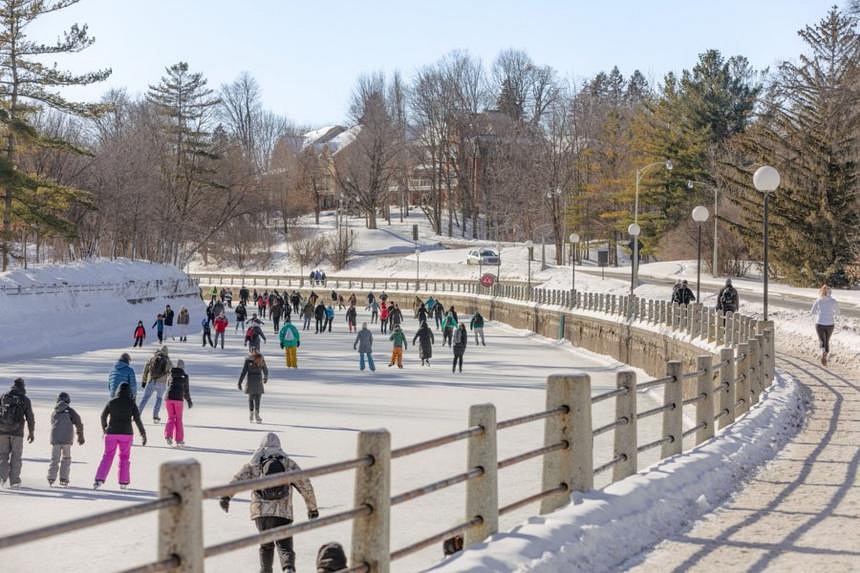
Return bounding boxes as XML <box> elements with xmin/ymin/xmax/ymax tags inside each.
<box><xmin>430</xmin><ymin>369</ymin><xmax>805</xmax><ymax>573</ymax></box>
<box><xmin>0</xmin><ymin>294</ymin><xmax>662</xmax><ymax>572</ymax></box>
<box><xmin>0</xmin><ymin>259</ymin><xmax>202</xmax><ymax>362</ymax></box>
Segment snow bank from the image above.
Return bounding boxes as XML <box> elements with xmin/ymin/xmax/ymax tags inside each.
<box><xmin>429</xmin><ymin>370</ymin><xmax>805</xmax><ymax>573</ymax></box>
<box><xmin>0</xmin><ymin>259</ymin><xmax>203</xmax><ymax>361</ymax></box>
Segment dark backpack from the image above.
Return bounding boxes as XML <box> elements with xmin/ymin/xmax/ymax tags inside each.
<box><xmin>720</xmin><ymin>288</ymin><xmax>736</xmax><ymax>309</ymax></box>
<box><xmin>151</xmin><ymin>354</ymin><xmax>169</xmax><ymax>379</ymax></box>
<box><xmin>0</xmin><ymin>394</ymin><xmax>23</xmax><ymax>434</ymax></box>
<box><xmin>256</xmin><ymin>455</ymin><xmax>289</xmax><ymax>500</ymax></box>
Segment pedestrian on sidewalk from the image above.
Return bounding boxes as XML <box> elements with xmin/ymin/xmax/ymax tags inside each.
<box><xmin>239</xmin><ymin>350</ymin><xmax>269</xmax><ymax>424</ymax></box>
<box><xmin>279</xmin><ymin>318</ymin><xmax>300</xmax><ymax>368</ymax></box>
<box><xmin>47</xmin><ymin>392</ymin><xmax>84</xmax><ymax>487</ymax></box>
<box><xmin>94</xmin><ymin>383</ymin><xmax>146</xmax><ymax>489</ymax></box>
<box><xmin>164</xmin><ymin>360</ymin><xmax>192</xmax><ymax>446</ymax></box>
<box><xmin>133</xmin><ymin>321</ymin><xmax>146</xmax><ymax>347</ymax></box>
<box><xmin>139</xmin><ymin>346</ymin><xmax>172</xmax><ymax>424</ymax></box>
<box><xmin>812</xmin><ymin>284</ymin><xmax>839</xmax><ymax>367</ymax></box>
<box><xmin>470</xmin><ymin>311</ymin><xmax>486</xmax><ymax>346</ymax></box>
<box><xmin>716</xmin><ymin>279</ymin><xmax>739</xmax><ymax>315</ymax></box>
<box><xmin>452</xmin><ymin>324</ymin><xmax>468</xmax><ymax>373</ymax></box>
<box><xmin>108</xmin><ymin>353</ymin><xmax>137</xmax><ymax>399</ymax></box>
<box><xmin>218</xmin><ymin>432</ymin><xmax>318</xmax><ymax>573</ymax></box>
<box><xmin>388</xmin><ymin>325</ymin><xmax>407</xmax><ymax>368</ymax></box>
<box><xmin>413</xmin><ymin>321</ymin><xmax>434</xmax><ymax>366</ymax></box>
<box><xmin>353</xmin><ymin>323</ymin><xmax>376</xmax><ymax>372</ymax></box>
<box><xmin>0</xmin><ymin>378</ymin><xmax>35</xmax><ymax>488</ymax></box>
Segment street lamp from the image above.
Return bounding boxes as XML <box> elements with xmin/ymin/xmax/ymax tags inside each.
<box><xmin>415</xmin><ymin>248</ymin><xmax>421</xmax><ymax>290</ymax></box>
<box><xmin>691</xmin><ymin>206</ymin><xmax>710</xmax><ymax>302</ymax></box>
<box><xmin>753</xmin><ymin>166</ymin><xmax>780</xmax><ymax>321</ymax></box>
<box><xmin>496</xmin><ymin>242</ymin><xmax>502</xmax><ymax>285</ymax></box>
<box><xmin>633</xmin><ymin>159</ymin><xmax>672</xmax><ymax>290</ymax></box>
<box><xmin>525</xmin><ymin>240</ymin><xmax>534</xmax><ymax>292</ymax></box>
<box><xmin>627</xmin><ymin>223</ymin><xmax>640</xmax><ymax>295</ymax></box>
<box><xmin>687</xmin><ymin>180</ymin><xmax>720</xmax><ymax>278</ymax></box>
<box><xmin>569</xmin><ymin>232</ymin><xmax>580</xmax><ymax>298</ymax></box>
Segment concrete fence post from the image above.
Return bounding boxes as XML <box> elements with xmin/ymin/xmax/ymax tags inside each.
<box><xmin>540</xmin><ymin>374</ymin><xmax>592</xmax><ymax>514</ymax></box>
<box><xmin>672</xmin><ymin>304</ymin><xmax>681</xmax><ymax>330</ymax></box>
<box><xmin>748</xmin><ymin>337</ymin><xmax>761</xmax><ymax>407</ymax></box>
<box><xmin>716</xmin><ymin>312</ymin><xmax>726</xmax><ymax>345</ymax></box>
<box><xmin>691</xmin><ymin>303</ymin><xmax>702</xmax><ymax>338</ymax></box>
<box><xmin>613</xmin><ymin>371</ymin><xmax>638</xmax><ymax>482</ymax></box>
<box><xmin>736</xmin><ymin>342</ymin><xmax>750</xmax><ymax>416</ymax></box>
<box><xmin>648</xmin><ymin>299</ymin><xmax>655</xmax><ymax>323</ymax></box>
<box><xmin>158</xmin><ymin>460</ymin><xmax>204</xmax><ymax>573</ymax></box>
<box><xmin>695</xmin><ymin>355</ymin><xmax>714</xmax><ymax>444</ymax></box>
<box><xmin>610</xmin><ymin>294</ymin><xmax>616</xmax><ymax>314</ymax></box>
<box><xmin>758</xmin><ymin>320</ymin><xmax>775</xmax><ymax>386</ymax></box>
<box><xmin>719</xmin><ymin>347</ymin><xmax>736</xmax><ymax>430</ymax></box>
<box><xmin>661</xmin><ymin>361</ymin><xmax>683</xmax><ymax>459</ymax></box>
<box><xmin>465</xmin><ymin>404</ymin><xmax>498</xmax><ymax>547</ymax></box>
<box><xmin>754</xmin><ymin>334</ymin><xmax>767</xmax><ymax>399</ymax></box>
<box><xmin>686</xmin><ymin>304</ymin><xmax>695</xmax><ymax>334</ymax></box>
<box><xmin>352</xmin><ymin>429</ymin><xmax>391</xmax><ymax>573</ymax></box>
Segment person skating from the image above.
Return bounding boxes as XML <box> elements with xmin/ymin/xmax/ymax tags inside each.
<box><xmin>213</xmin><ymin>314</ymin><xmax>229</xmax><ymax>349</ymax></box>
<box><xmin>389</xmin><ymin>303</ymin><xmax>403</xmax><ymax>330</ymax></box>
<box><xmin>324</xmin><ymin>304</ymin><xmax>335</xmax><ymax>333</ymax></box>
<box><xmin>452</xmin><ymin>324</ymin><xmax>468</xmax><ymax>373</ymax></box>
<box><xmin>302</xmin><ymin>301</ymin><xmax>314</xmax><ymax>331</ymax></box>
<box><xmin>219</xmin><ymin>433</ymin><xmax>318</xmax><ymax>573</ymax></box>
<box><xmin>388</xmin><ymin>325</ymin><xmax>408</xmax><ymax>368</ymax></box>
<box><xmin>448</xmin><ymin>305</ymin><xmax>459</xmax><ymax>324</ymax></box>
<box><xmin>672</xmin><ymin>280</ymin><xmax>695</xmax><ymax>305</ymax></box>
<box><xmin>201</xmin><ymin>317</ymin><xmax>214</xmax><ymax>348</ymax></box>
<box><xmin>413</xmin><ymin>321</ymin><xmax>434</xmax><ymax>366</ymax></box>
<box><xmin>441</xmin><ymin>311</ymin><xmax>458</xmax><ymax>346</ymax></box>
<box><xmin>47</xmin><ymin>392</ymin><xmax>84</xmax><ymax>487</ymax></box>
<box><xmin>163</xmin><ymin>305</ymin><xmax>175</xmax><ymax>340</ymax></box>
<box><xmin>206</xmin><ymin>301</ymin><xmax>215</xmax><ymax>327</ymax></box>
<box><xmin>213</xmin><ymin>298</ymin><xmax>225</xmax><ymax>320</ymax></box>
<box><xmin>176</xmin><ymin>307</ymin><xmax>190</xmax><ymax>342</ymax></box>
<box><xmin>348</xmin><ymin>292</ymin><xmax>357</xmax><ymax>307</ymax></box>
<box><xmin>716</xmin><ymin>279</ymin><xmax>739</xmax><ymax>315</ymax></box>
<box><xmin>380</xmin><ymin>291</ymin><xmax>388</xmax><ymax>304</ymax></box>
<box><xmin>353</xmin><ymin>323</ymin><xmax>376</xmax><ymax>372</ymax></box>
<box><xmin>240</xmin><ymin>285</ymin><xmax>250</xmax><ymax>306</ymax></box>
<box><xmin>152</xmin><ymin>313</ymin><xmax>165</xmax><ymax>344</ymax></box>
<box><xmin>290</xmin><ymin>291</ymin><xmax>301</xmax><ymax>315</ymax></box>
<box><xmin>812</xmin><ymin>285</ymin><xmax>839</xmax><ymax>366</ymax></box>
<box><xmin>108</xmin><ymin>353</ymin><xmax>137</xmax><ymax>399</ymax></box>
<box><xmin>470</xmin><ymin>311</ymin><xmax>486</xmax><ymax>346</ymax></box>
<box><xmin>367</xmin><ymin>291</ymin><xmax>376</xmax><ymax>306</ymax></box>
<box><xmin>279</xmin><ymin>318</ymin><xmax>301</xmax><ymax>368</ymax></box>
<box><xmin>308</xmin><ymin>290</ymin><xmax>319</xmax><ymax>306</ymax></box>
<box><xmin>416</xmin><ymin>303</ymin><xmax>428</xmax><ymax>325</ymax></box>
<box><xmin>239</xmin><ymin>350</ymin><xmax>269</xmax><ymax>423</ymax></box>
<box><xmin>164</xmin><ymin>360</ymin><xmax>192</xmax><ymax>447</ymax></box>
<box><xmin>271</xmin><ymin>298</ymin><xmax>283</xmax><ymax>333</ymax></box>
<box><xmin>433</xmin><ymin>302</ymin><xmax>444</xmax><ymax>330</ymax></box>
<box><xmin>367</xmin><ymin>299</ymin><xmax>380</xmax><ymax>324</ymax></box>
<box><xmin>257</xmin><ymin>294</ymin><xmax>268</xmax><ymax>319</ymax></box>
<box><xmin>245</xmin><ymin>321</ymin><xmax>267</xmax><ymax>353</ymax></box>
<box><xmin>314</xmin><ymin>301</ymin><xmax>326</xmax><ymax>333</ymax></box>
<box><xmin>235</xmin><ymin>301</ymin><xmax>248</xmax><ymax>332</ymax></box>
<box><xmin>379</xmin><ymin>302</ymin><xmax>390</xmax><ymax>334</ymax></box>
<box><xmin>338</xmin><ymin>294</ymin><xmax>345</xmax><ymax>310</ymax></box>
<box><xmin>139</xmin><ymin>346</ymin><xmax>172</xmax><ymax>424</ymax></box>
<box><xmin>346</xmin><ymin>304</ymin><xmax>357</xmax><ymax>333</ymax></box>
<box><xmin>133</xmin><ymin>321</ymin><xmax>146</xmax><ymax>347</ymax></box>
<box><xmin>224</xmin><ymin>289</ymin><xmax>233</xmax><ymax>308</ymax></box>
<box><xmin>94</xmin><ymin>383</ymin><xmax>146</xmax><ymax>489</ymax></box>
<box><xmin>0</xmin><ymin>378</ymin><xmax>35</xmax><ymax>489</ymax></box>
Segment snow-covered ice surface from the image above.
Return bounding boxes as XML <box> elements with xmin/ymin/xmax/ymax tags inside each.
<box><xmin>0</xmin><ymin>290</ymin><xmax>661</xmax><ymax>572</ymax></box>
<box><xmin>429</xmin><ymin>369</ymin><xmax>804</xmax><ymax>573</ymax></box>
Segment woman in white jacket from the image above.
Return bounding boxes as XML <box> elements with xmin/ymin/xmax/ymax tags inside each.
<box><xmin>811</xmin><ymin>285</ymin><xmax>838</xmax><ymax>366</ymax></box>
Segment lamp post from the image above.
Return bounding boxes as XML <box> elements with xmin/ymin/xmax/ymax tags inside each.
<box><xmin>633</xmin><ymin>160</ymin><xmax>673</xmax><ymax>289</ymax></box>
<box><xmin>627</xmin><ymin>224</ymin><xmax>640</xmax><ymax>295</ymax></box>
<box><xmin>753</xmin><ymin>166</ymin><xmax>780</xmax><ymax>321</ymax></box>
<box><xmin>525</xmin><ymin>240</ymin><xmax>534</xmax><ymax>292</ymax></box>
<box><xmin>569</xmin><ymin>232</ymin><xmax>580</xmax><ymax>299</ymax></box>
<box><xmin>496</xmin><ymin>242</ymin><xmax>502</xmax><ymax>284</ymax></box>
<box><xmin>691</xmin><ymin>206</ymin><xmax>709</xmax><ymax>302</ymax></box>
<box><xmin>415</xmin><ymin>248</ymin><xmax>421</xmax><ymax>290</ymax></box>
<box><xmin>687</xmin><ymin>180</ymin><xmax>720</xmax><ymax>278</ymax></box>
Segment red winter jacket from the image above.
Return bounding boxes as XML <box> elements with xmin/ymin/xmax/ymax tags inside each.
<box><xmin>380</xmin><ymin>305</ymin><xmax>390</xmax><ymax>320</ymax></box>
<box><xmin>214</xmin><ymin>316</ymin><xmax>229</xmax><ymax>333</ymax></box>
<box><xmin>134</xmin><ymin>326</ymin><xmax>146</xmax><ymax>338</ymax></box>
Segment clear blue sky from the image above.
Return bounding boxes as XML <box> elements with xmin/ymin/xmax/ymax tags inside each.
<box><xmin>30</xmin><ymin>0</ymin><xmax>837</xmax><ymax>127</ymax></box>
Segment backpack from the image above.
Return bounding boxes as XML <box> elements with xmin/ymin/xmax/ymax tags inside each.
<box><xmin>256</xmin><ymin>455</ymin><xmax>289</xmax><ymax>500</ymax></box>
<box><xmin>151</xmin><ymin>354</ymin><xmax>169</xmax><ymax>379</ymax></box>
<box><xmin>246</xmin><ymin>326</ymin><xmax>256</xmax><ymax>341</ymax></box>
<box><xmin>0</xmin><ymin>394</ymin><xmax>23</xmax><ymax>434</ymax></box>
<box><xmin>720</xmin><ymin>288</ymin><xmax>735</xmax><ymax>309</ymax></box>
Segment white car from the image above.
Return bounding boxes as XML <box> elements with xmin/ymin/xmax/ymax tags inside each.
<box><xmin>466</xmin><ymin>248</ymin><xmax>500</xmax><ymax>265</ymax></box>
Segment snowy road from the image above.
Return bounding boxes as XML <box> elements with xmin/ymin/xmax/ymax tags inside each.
<box><xmin>0</xmin><ymin>303</ymin><xmax>661</xmax><ymax>572</ymax></box>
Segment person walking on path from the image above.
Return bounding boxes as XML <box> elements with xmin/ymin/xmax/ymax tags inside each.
<box><xmin>152</xmin><ymin>313</ymin><xmax>165</xmax><ymax>344</ymax></box>
<box><xmin>452</xmin><ymin>324</ymin><xmax>468</xmax><ymax>373</ymax></box>
<box><xmin>413</xmin><ymin>321</ymin><xmax>434</xmax><ymax>366</ymax></box>
<box><xmin>470</xmin><ymin>311</ymin><xmax>486</xmax><ymax>346</ymax></box>
<box><xmin>672</xmin><ymin>280</ymin><xmax>696</xmax><ymax>305</ymax></box>
<box><xmin>94</xmin><ymin>383</ymin><xmax>146</xmax><ymax>489</ymax></box>
<box><xmin>177</xmin><ymin>307</ymin><xmax>190</xmax><ymax>342</ymax></box>
<box><xmin>353</xmin><ymin>323</ymin><xmax>376</xmax><ymax>372</ymax></box>
<box><xmin>302</xmin><ymin>301</ymin><xmax>314</xmax><ymax>331</ymax></box>
<box><xmin>380</xmin><ymin>302</ymin><xmax>390</xmax><ymax>334</ymax></box>
<box><xmin>139</xmin><ymin>346</ymin><xmax>172</xmax><ymax>424</ymax></box>
<box><xmin>235</xmin><ymin>302</ymin><xmax>248</xmax><ymax>333</ymax></box>
<box><xmin>133</xmin><ymin>321</ymin><xmax>146</xmax><ymax>347</ymax></box>
<box><xmin>442</xmin><ymin>311</ymin><xmax>458</xmax><ymax>347</ymax></box>
<box><xmin>346</xmin><ymin>304</ymin><xmax>357</xmax><ymax>333</ymax></box>
<box><xmin>201</xmin><ymin>317</ymin><xmax>214</xmax><ymax>348</ymax></box>
<box><xmin>47</xmin><ymin>392</ymin><xmax>84</xmax><ymax>487</ymax></box>
<box><xmin>716</xmin><ymin>279</ymin><xmax>739</xmax><ymax>315</ymax></box>
<box><xmin>812</xmin><ymin>285</ymin><xmax>839</xmax><ymax>366</ymax></box>
<box><xmin>279</xmin><ymin>318</ymin><xmax>300</xmax><ymax>368</ymax></box>
<box><xmin>213</xmin><ymin>314</ymin><xmax>229</xmax><ymax>350</ymax></box>
<box><xmin>388</xmin><ymin>325</ymin><xmax>408</xmax><ymax>368</ymax></box>
<box><xmin>219</xmin><ymin>432</ymin><xmax>318</xmax><ymax>573</ymax></box>
<box><xmin>245</xmin><ymin>322</ymin><xmax>267</xmax><ymax>353</ymax></box>
<box><xmin>164</xmin><ymin>359</ymin><xmax>192</xmax><ymax>446</ymax></box>
<box><xmin>239</xmin><ymin>350</ymin><xmax>269</xmax><ymax>424</ymax></box>
<box><xmin>108</xmin><ymin>353</ymin><xmax>137</xmax><ymax>399</ymax></box>
<box><xmin>0</xmin><ymin>378</ymin><xmax>35</xmax><ymax>488</ymax></box>
<box><xmin>163</xmin><ymin>305</ymin><xmax>175</xmax><ymax>340</ymax></box>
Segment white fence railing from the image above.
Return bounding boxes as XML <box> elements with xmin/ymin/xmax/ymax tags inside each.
<box><xmin>0</xmin><ymin>278</ymin><xmax>200</xmax><ymax>301</ymax></box>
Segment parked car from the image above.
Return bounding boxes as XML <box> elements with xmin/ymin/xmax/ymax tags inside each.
<box><xmin>466</xmin><ymin>248</ymin><xmax>500</xmax><ymax>265</ymax></box>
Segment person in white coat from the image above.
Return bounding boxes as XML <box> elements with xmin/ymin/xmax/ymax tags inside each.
<box><xmin>811</xmin><ymin>284</ymin><xmax>839</xmax><ymax>366</ymax></box>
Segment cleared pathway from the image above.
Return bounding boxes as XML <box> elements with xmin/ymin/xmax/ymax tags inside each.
<box><xmin>629</xmin><ymin>353</ymin><xmax>860</xmax><ymax>572</ymax></box>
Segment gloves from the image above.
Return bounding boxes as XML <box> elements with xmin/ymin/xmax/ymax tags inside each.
<box><xmin>280</xmin><ymin>342</ymin><xmax>285</xmax><ymax>349</ymax></box>
<box><xmin>219</xmin><ymin>497</ymin><xmax>230</xmax><ymax>513</ymax></box>
<box><xmin>187</xmin><ymin>400</ymin><xmax>193</xmax><ymax>409</ymax></box>
<box><xmin>297</xmin><ymin>341</ymin><xmax>300</xmax><ymax>347</ymax></box>
<box><xmin>263</xmin><ymin>379</ymin><xmax>268</xmax><ymax>385</ymax></box>
<box><xmin>26</xmin><ymin>433</ymin><xmax>34</xmax><ymax>444</ymax></box>
<box><xmin>141</xmin><ymin>434</ymin><xmax>148</xmax><ymax>446</ymax></box>
<box><xmin>237</xmin><ymin>382</ymin><xmax>243</xmax><ymax>391</ymax></box>
<box><xmin>308</xmin><ymin>509</ymin><xmax>319</xmax><ymax>519</ymax></box>
<box><xmin>141</xmin><ymin>382</ymin><xmax>147</xmax><ymax>389</ymax></box>
<box><xmin>78</xmin><ymin>436</ymin><xmax>85</xmax><ymax>446</ymax></box>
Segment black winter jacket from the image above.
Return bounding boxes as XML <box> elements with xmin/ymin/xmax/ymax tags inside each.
<box><xmin>0</xmin><ymin>387</ymin><xmax>35</xmax><ymax>437</ymax></box>
<box><xmin>166</xmin><ymin>368</ymin><xmax>192</xmax><ymax>404</ymax></box>
<box><xmin>101</xmin><ymin>385</ymin><xmax>146</xmax><ymax>436</ymax></box>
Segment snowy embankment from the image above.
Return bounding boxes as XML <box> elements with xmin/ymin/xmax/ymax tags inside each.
<box><xmin>0</xmin><ymin>259</ymin><xmax>202</xmax><ymax>361</ymax></box>
<box><xmin>430</xmin><ymin>370</ymin><xmax>805</xmax><ymax>573</ymax></box>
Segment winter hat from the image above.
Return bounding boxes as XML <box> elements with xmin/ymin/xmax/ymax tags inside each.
<box><xmin>12</xmin><ymin>378</ymin><xmax>25</xmax><ymax>391</ymax></box>
<box><xmin>316</xmin><ymin>542</ymin><xmax>347</xmax><ymax>572</ymax></box>
<box><xmin>120</xmin><ymin>353</ymin><xmax>131</xmax><ymax>364</ymax></box>
<box><xmin>177</xmin><ymin>359</ymin><xmax>185</xmax><ymax>369</ymax></box>
<box><xmin>160</xmin><ymin>345</ymin><xmax>169</xmax><ymax>355</ymax></box>
<box><xmin>57</xmin><ymin>392</ymin><xmax>71</xmax><ymax>404</ymax></box>
<box><xmin>725</xmin><ymin>278</ymin><xmax>733</xmax><ymax>286</ymax></box>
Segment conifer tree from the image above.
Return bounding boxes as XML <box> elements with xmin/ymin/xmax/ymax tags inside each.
<box><xmin>0</xmin><ymin>0</ymin><xmax>110</xmax><ymax>270</ymax></box>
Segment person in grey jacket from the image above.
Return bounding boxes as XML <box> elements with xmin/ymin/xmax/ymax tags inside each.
<box><xmin>47</xmin><ymin>392</ymin><xmax>84</xmax><ymax>487</ymax></box>
<box><xmin>0</xmin><ymin>378</ymin><xmax>35</xmax><ymax>488</ymax></box>
<box><xmin>239</xmin><ymin>350</ymin><xmax>269</xmax><ymax>424</ymax></box>
<box><xmin>353</xmin><ymin>322</ymin><xmax>375</xmax><ymax>371</ymax></box>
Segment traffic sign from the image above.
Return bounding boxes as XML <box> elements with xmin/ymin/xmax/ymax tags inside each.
<box><xmin>480</xmin><ymin>273</ymin><xmax>496</xmax><ymax>288</ymax></box>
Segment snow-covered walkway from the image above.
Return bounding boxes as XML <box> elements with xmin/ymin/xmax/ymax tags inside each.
<box><xmin>629</xmin><ymin>354</ymin><xmax>860</xmax><ymax>572</ymax></box>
